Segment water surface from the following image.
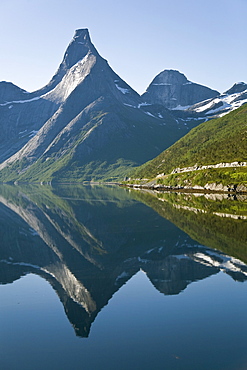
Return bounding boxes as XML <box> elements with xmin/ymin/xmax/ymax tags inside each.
<box><xmin>0</xmin><ymin>184</ymin><xmax>247</xmax><ymax>370</ymax></box>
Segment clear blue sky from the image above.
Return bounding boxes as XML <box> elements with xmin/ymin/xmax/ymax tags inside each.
<box><xmin>0</xmin><ymin>0</ymin><xmax>246</xmax><ymax>94</ymax></box>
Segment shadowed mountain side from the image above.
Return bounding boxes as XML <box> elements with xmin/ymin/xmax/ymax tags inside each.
<box><xmin>2</xmin><ymin>97</ymin><xmax>179</xmax><ymax>183</ymax></box>
<box><xmin>1</xmin><ymin>184</ymin><xmax>247</xmax><ymax>338</ymax></box>
<box><xmin>0</xmin><ymin>96</ymin><xmax>57</xmax><ymax>163</ymax></box>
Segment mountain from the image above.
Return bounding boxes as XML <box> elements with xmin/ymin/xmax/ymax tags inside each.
<box><xmin>0</xmin><ymin>29</ymin><xmax>193</xmax><ymax>183</ymax></box>
<box><xmin>141</xmin><ymin>72</ymin><xmax>247</xmax><ymax>127</ymax></box>
<box><xmin>0</xmin><ymin>29</ymin><xmax>246</xmax><ymax>183</ymax></box>
<box><xmin>142</xmin><ymin>70</ymin><xmax>219</xmax><ymax>109</ymax></box>
<box><xmin>129</xmin><ymin>103</ymin><xmax>247</xmax><ymax>191</ymax></box>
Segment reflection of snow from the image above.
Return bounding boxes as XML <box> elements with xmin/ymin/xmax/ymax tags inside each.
<box><xmin>192</xmin><ymin>251</ymin><xmax>247</xmax><ymax>276</ymax></box>
<box><xmin>115</xmin><ymin>271</ymin><xmax>130</xmax><ymax>285</ymax></box>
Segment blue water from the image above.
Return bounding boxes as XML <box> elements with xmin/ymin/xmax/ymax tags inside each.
<box><xmin>0</xmin><ymin>185</ymin><xmax>247</xmax><ymax>370</ymax></box>
<box><xmin>1</xmin><ymin>270</ymin><xmax>247</xmax><ymax>370</ymax></box>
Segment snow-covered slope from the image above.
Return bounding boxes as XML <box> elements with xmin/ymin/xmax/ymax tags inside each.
<box><xmin>174</xmin><ymin>82</ymin><xmax>247</xmax><ymax>119</ymax></box>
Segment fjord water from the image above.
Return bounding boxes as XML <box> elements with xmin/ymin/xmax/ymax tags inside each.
<box><xmin>0</xmin><ymin>185</ymin><xmax>247</xmax><ymax>370</ymax></box>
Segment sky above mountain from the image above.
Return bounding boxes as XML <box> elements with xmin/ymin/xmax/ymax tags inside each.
<box><xmin>0</xmin><ymin>0</ymin><xmax>246</xmax><ymax>95</ymax></box>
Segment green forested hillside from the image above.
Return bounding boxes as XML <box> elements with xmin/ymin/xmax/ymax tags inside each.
<box><xmin>131</xmin><ymin>104</ymin><xmax>247</xmax><ymax>187</ymax></box>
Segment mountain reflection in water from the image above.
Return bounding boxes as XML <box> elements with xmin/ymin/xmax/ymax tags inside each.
<box><xmin>0</xmin><ymin>184</ymin><xmax>247</xmax><ymax>338</ymax></box>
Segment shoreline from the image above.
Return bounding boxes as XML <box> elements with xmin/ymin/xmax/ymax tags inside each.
<box><xmin>120</xmin><ymin>182</ymin><xmax>247</xmax><ymax>195</ymax></box>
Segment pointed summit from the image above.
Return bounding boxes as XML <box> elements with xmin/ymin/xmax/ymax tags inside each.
<box><xmin>61</xmin><ymin>28</ymin><xmax>98</xmax><ymax>72</ymax></box>
<box><xmin>33</xmin><ymin>28</ymin><xmax>98</xmax><ymax>96</ymax></box>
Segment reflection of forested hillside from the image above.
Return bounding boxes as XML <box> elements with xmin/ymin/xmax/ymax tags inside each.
<box><xmin>0</xmin><ymin>184</ymin><xmax>247</xmax><ymax>338</ymax></box>
<box><xmin>132</xmin><ymin>189</ymin><xmax>247</xmax><ymax>264</ymax></box>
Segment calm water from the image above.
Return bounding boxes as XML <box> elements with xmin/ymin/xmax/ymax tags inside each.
<box><xmin>0</xmin><ymin>184</ymin><xmax>247</xmax><ymax>370</ymax></box>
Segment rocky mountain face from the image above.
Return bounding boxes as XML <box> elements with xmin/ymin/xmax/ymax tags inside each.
<box><xmin>0</xmin><ymin>82</ymin><xmax>57</xmax><ymax>163</ymax></box>
<box><xmin>0</xmin><ymin>29</ymin><xmax>246</xmax><ymax>182</ymax></box>
<box><xmin>142</xmin><ymin>70</ymin><xmax>219</xmax><ymax>109</ymax></box>
<box><xmin>141</xmin><ymin>72</ymin><xmax>247</xmax><ymax>130</ymax></box>
<box><xmin>0</xmin><ymin>81</ymin><xmax>28</xmax><ymax>103</ymax></box>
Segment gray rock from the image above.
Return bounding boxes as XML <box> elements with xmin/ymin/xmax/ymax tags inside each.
<box><xmin>142</xmin><ymin>70</ymin><xmax>219</xmax><ymax>109</ymax></box>
<box><xmin>0</xmin><ymin>81</ymin><xmax>29</xmax><ymax>104</ymax></box>
<box><xmin>224</xmin><ymin>82</ymin><xmax>247</xmax><ymax>95</ymax></box>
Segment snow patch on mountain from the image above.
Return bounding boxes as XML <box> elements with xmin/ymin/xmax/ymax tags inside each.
<box><xmin>0</xmin><ymin>96</ymin><xmax>41</xmax><ymax>106</ymax></box>
<box><xmin>171</xmin><ymin>84</ymin><xmax>247</xmax><ymax>121</ymax></box>
<box><xmin>114</xmin><ymin>80</ymin><xmax>130</xmax><ymax>94</ymax></box>
<box><xmin>192</xmin><ymin>251</ymin><xmax>247</xmax><ymax>277</ymax></box>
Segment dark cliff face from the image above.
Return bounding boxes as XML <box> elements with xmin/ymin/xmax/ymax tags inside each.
<box><xmin>0</xmin><ymin>79</ymin><xmax>57</xmax><ymax>163</ymax></box>
<box><xmin>142</xmin><ymin>70</ymin><xmax>220</xmax><ymax>109</ymax></box>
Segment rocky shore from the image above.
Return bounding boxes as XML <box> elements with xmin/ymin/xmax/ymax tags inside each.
<box><xmin>122</xmin><ymin>181</ymin><xmax>247</xmax><ymax>194</ymax></box>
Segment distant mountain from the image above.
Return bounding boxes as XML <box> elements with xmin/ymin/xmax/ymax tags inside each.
<box><xmin>142</xmin><ymin>70</ymin><xmax>219</xmax><ymax>109</ymax></box>
<box><xmin>129</xmin><ymin>103</ymin><xmax>247</xmax><ymax>191</ymax></box>
<box><xmin>141</xmin><ymin>72</ymin><xmax>247</xmax><ymax>128</ymax></box>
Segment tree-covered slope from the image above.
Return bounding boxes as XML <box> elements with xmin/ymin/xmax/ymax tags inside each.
<box><xmin>131</xmin><ymin>103</ymin><xmax>247</xmax><ymax>188</ymax></box>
